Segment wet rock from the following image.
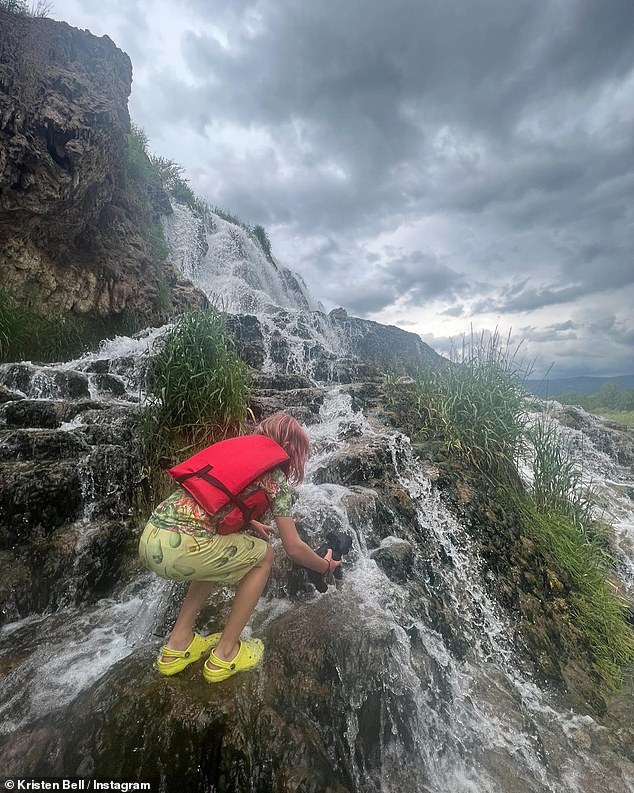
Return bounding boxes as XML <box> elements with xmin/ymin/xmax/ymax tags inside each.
<box><xmin>226</xmin><ymin>314</ymin><xmax>265</xmax><ymax>369</ymax></box>
<box><xmin>257</xmin><ymin>386</ymin><xmax>326</xmax><ymax>409</ymax></box>
<box><xmin>546</xmin><ymin>403</ymin><xmax>634</xmax><ymax>468</ymax></box>
<box><xmin>0</xmin><ymin>13</ymin><xmax>207</xmax><ymax>326</ymax></box>
<box><xmin>312</xmin><ymin>436</ymin><xmax>394</xmax><ymax>488</ymax></box>
<box><xmin>0</xmin><ymin>364</ymin><xmax>33</xmax><ymax>393</ymax></box>
<box><xmin>53</xmin><ymin>370</ymin><xmax>91</xmax><ymax>399</ymax></box>
<box><xmin>0</xmin><ymin>550</ymin><xmax>32</xmax><ymax>624</ymax></box>
<box><xmin>77</xmin><ymin>444</ymin><xmax>139</xmax><ymax>520</ymax></box>
<box><xmin>334</xmin><ymin>314</ymin><xmax>444</xmax><ymax>377</ymax></box>
<box><xmin>14</xmin><ymin>594</ymin><xmax>425</xmax><ymax>793</ymax></box>
<box><xmin>2</xmin><ymin>400</ymin><xmax>61</xmax><ymax>429</ymax></box>
<box><xmin>0</xmin><ymin>518</ymin><xmax>134</xmax><ymax>624</ymax></box>
<box><xmin>371</xmin><ymin>537</ymin><xmax>415</xmax><ymax>583</ymax></box>
<box><xmin>84</xmin><ymin>359</ymin><xmax>110</xmax><ymax>374</ymax></box>
<box><xmin>91</xmin><ymin>373</ymin><xmax>127</xmax><ymax>397</ymax></box>
<box><xmin>0</xmin><ymin>384</ymin><xmax>24</xmax><ymax>403</ymax></box>
<box><xmin>0</xmin><ymin>365</ymin><xmax>89</xmax><ymax>400</ymax></box>
<box><xmin>0</xmin><ymin>428</ymin><xmax>90</xmax><ymax>461</ymax></box>
<box><xmin>0</xmin><ymin>460</ymin><xmax>83</xmax><ymax>542</ymax></box>
<box><xmin>0</xmin><ymin>398</ymin><xmax>109</xmax><ymax>430</ymax></box>
<box><xmin>249</xmin><ymin>396</ymin><xmax>316</xmax><ymax>425</ymax></box>
<box><xmin>253</xmin><ymin>372</ymin><xmax>314</xmax><ymax>391</ymax></box>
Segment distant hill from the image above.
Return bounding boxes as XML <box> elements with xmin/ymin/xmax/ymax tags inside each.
<box><xmin>525</xmin><ymin>374</ymin><xmax>634</xmax><ymax>398</ymax></box>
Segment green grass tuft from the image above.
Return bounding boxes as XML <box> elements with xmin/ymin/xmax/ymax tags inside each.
<box><xmin>0</xmin><ymin>288</ymin><xmax>142</xmax><ymax>363</ymax></box>
<box><xmin>508</xmin><ymin>492</ymin><xmax>634</xmax><ymax>689</ymax></box>
<box><xmin>414</xmin><ymin>328</ymin><xmax>530</xmax><ymax>475</ymax></box>
<box><xmin>527</xmin><ymin>416</ymin><xmax>594</xmax><ymax>524</ymax></box>
<box><xmin>140</xmin><ymin>308</ymin><xmax>252</xmax><ymax>513</ymax></box>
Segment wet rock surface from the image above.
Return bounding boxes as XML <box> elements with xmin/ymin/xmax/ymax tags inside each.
<box><xmin>371</xmin><ymin>537</ymin><xmax>415</xmax><ymax>583</ymax></box>
<box><xmin>0</xmin><ymin>360</ymin><xmax>141</xmax><ymax>626</ymax></box>
<box><xmin>4</xmin><ymin>594</ymin><xmax>413</xmax><ymax>793</ymax></box>
<box><xmin>0</xmin><ymin>11</ymin><xmax>206</xmax><ymax>326</ymax></box>
<box><xmin>0</xmin><ymin>337</ymin><xmax>632</xmax><ymax>790</ymax></box>
<box><xmin>546</xmin><ymin>402</ymin><xmax>634</xmax><ymax>469</ymax></box>
<box><xmin>331</xmin><ymin>313</ymin><xmax>445</xmax><ymax>376</ymax></box>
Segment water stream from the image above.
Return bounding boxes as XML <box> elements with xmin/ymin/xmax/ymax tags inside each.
<box><xmin>0</xmin><ymin>202</ymin><xmax>632</xmax><ymax>791</ymax></box>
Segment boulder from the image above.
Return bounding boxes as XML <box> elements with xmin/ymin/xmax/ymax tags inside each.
<box><xmin>371</xmin><ymin>537</ymin><xmax>415</xmax><ymax>583</ymax></box>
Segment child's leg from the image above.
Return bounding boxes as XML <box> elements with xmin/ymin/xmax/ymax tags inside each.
<box><xmin>161</xmin><ymin>580</ymin><xmax>216</xmax><ymax>662</ymax></box>
<box><xmin>143</xmin><ymin>527</ymin><xmax>270</xmax><ymax>664</ymax></box>
<box><xmin>208</xmin><ymin>544</ymin><xmax>274</xmax><ymax>668</ymax></box>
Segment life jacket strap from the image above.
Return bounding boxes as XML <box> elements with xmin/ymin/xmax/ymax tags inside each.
<box><xmin>174</xmin><ymin>464</ymin><xmax>254</xmax><ymax>522</ymax></box>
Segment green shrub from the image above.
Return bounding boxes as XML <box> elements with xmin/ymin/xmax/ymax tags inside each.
<box><xmin>149</xmin><ymin>155</ymin><xmax>199</xmax><ymax>210</ymax></box>
<box><xmin>212</xmin><ymin>205</ymin><xmax>246</xmax><ymax>228</ymax></box>
<box><xmin>146</xmin><ymin>220</ymin><xmax>169</xmax><ymax>263</ymax></box>
<box><xmin>414</xmin><ymin>329</ymin><xmax>530</xmax><ymax>474</ymax></box>
<box><xmin>124</xmin><ymin>125</ymin><xmax>174</xmax><ymax>268</ymax></box>
<box><xmin>140</xmin><ymin>308</ymin><xmax>252</xmax><ymax>511</ymax></box>
<box><xmin>125</xmin><ymin>125</ymin><xmax>156</xmax><ymax>198</ymax></box>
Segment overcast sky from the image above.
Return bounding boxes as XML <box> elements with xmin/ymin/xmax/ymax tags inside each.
<box><xmin>61</xmin><ymin>0</ymin><xmax>634</xmax><ymax>378</ymax></box>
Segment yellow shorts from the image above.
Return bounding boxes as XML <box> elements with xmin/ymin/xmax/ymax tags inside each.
<box><xmin>138</xmin><ymin>522</ymin><xmax>268</xmax><ymax>586</ymax></box>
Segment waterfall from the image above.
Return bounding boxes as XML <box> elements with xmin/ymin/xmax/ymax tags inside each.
<box><xmin>162</xmin><ymin>202</ymin><xmax>321</xmax><ymax>315</ymax></box>
<box><xmin>162</xmin><ymin>201</ymin><xmax>351</xmax><ymax>380</ymax></box>
<box><xmin>0</xmin><ymin>199</ymin><xmax>632</xmax><ymax>792</ymax></box>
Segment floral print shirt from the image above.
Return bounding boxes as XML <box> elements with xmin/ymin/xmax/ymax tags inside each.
<box><xmin>147</xmin><ymin>466</ymin><xmax>294</xmax><ymax>537</ymax></box>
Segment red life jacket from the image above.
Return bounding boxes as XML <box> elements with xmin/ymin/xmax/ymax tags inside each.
<box><xmin>167</xmin><ymin>435</ymin><xmax>290</xmax><ymax>535</ymax></box>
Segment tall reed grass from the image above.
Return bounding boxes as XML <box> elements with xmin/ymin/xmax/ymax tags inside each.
<box><xmin>414</xmin><ymin>329</ymin><xmax>530</xmax><ymax>475</ymax></box>
<box><xmin>527</xmin><ymin>416</ymin><xmax>594</xmax><ymax>524</ymax></box>
<box><xmin>140</xmin><ymin>308</ymin><xmax>252</xmax><ymax>511</ymax></box>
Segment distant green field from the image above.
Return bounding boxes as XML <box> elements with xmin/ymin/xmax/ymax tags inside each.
<box><xmin>596</xmin><ymin>410</ymin><xmax>634</xmax><ymax>428</ymax></box>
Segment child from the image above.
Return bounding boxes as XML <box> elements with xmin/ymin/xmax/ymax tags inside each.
<box><xmin>138</xmin><ymin>412</ymin><xmax>341</xmax><ymax>682</ymax></box>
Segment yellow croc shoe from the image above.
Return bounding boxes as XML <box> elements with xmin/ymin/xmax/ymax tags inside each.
<box><xmin>156</xmin><ymin>632</ymin><xmax>220</xmax><ymax>676</ymax></box>
<box><xmin>203</xmin><ymin>638</ymin><xmax>264</xmax><ymax>683</ymax></box>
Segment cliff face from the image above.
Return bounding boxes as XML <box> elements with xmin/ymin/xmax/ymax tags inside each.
<box><xmin>0</xmin><ymin>11</ymin><xmax>205</xmax><ymax>324</ymax></box>
<box><xmin>331</xmin><ymin>311</ymin><xmax>445</xmax><ymax>376</ymax></box>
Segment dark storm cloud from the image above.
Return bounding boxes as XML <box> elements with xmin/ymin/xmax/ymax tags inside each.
<box><xmin>317</xmin><ymin>250</ymin><xmax>471</xmax><ymax>314</ymax></box>
<box><xmin>473</xmin><ymin>283</ymin><xmax>586</xmax><ymax>314</ymax></box>
<box><xmin>144</xmin><ymin>0</ymin><xmax>634</xmax><ymax>322</ymax></box>
<box><xmin>588</xmin><ymin>317</ymin><xmax>634</xmax><ymax>348</ymax></box>
<box><xmin>62</xmin><ymin>0</ymin><xmax>633</xmax><ymax>375</ymax></box>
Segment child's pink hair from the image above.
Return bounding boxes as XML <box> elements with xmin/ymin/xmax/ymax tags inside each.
<box><xmin>255</xmin><ymin>412</ymin><xmax>310</xmax><ymax>484</ymax></box>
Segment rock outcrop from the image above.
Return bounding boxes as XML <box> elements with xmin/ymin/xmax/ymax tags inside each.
<box><xmin>330</xmin><ymin>312</ymin><xmax>445</xmax><ymax>376</ymax></box>
<box><xmin>0</xmin><ymin>11</ymin><xmax>206</xmax><ymax>326</ymax></box>
<box><xmin>226</xmin><ymin>310</ymin><xmax>443</xmax><ymax>384</ymax></box>
<box><xmin>0</xmin><ymin>359</ymin><xmax>143</xmax><ymax>625</ymax></box>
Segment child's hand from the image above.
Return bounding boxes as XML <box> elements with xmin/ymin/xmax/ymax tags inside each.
<box><xmin>324</xmin><ymin>548</ymin><xmax>342</xmax><ymax>572</ymax></box>
<box><xmin>249</xmin><ymin>519</ymin><xmax>274</xmax><ymax>540</ymax></box>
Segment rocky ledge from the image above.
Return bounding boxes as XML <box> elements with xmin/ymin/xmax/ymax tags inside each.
<box><xmin>0</xmin><ymin>11</ymin><xmax>206</xmax><ymax>326</ymax></box>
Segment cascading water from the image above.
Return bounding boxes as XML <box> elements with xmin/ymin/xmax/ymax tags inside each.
<box><xmin>0</xmin><ymin>199</ymin><xmax>632</xmax><ymax>792</ymax></box>
<box><xmin>162</xmin><ymin>201</ymin><xmax>354</xmax><ymax>380</ymax></box>
<box><xmin>277</xmin><ymin>391</ymin><xmax>634</xmax><ymax>793</ymax></box>
<box><xmin>3</xmin><ymin>385</ymin><xmax>632</xmax><ymax>791</ymax></box>
<box><xmin>162</xmin><ymin>201</ymin><xmax>320</xmax><ymax>316</ymax></box>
